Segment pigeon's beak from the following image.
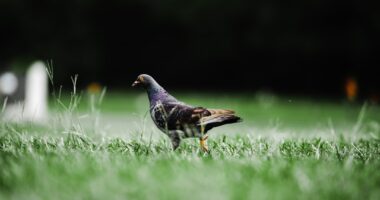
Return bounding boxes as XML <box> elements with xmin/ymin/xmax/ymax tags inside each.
<box><xmin>132</xmin><ymin>80</ymin><xmax>140</xmax><ymax>87</ymax></box>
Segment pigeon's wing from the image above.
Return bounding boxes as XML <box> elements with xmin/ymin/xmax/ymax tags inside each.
<box><xmin>152</xmin><ymin>99</ymin><xmax>241</xmax><ymax>133</ymax></box>
<box><xmin>164</xmin><ymin>103</ymin><xmax>210</xmax><ymax>130</ymax></box>
<box><xmin>151</xmin><ymin>102</ymin><xmax>197</xmax><ymax>130</ymax></box>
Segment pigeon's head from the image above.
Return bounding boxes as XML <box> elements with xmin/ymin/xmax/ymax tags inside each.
<box><xmin>132</xmin><ymin>74</ymin><xmax>156</xmax><ymax>88</ymax></box>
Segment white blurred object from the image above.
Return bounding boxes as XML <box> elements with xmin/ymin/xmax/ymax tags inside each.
<box><xmin>23</xmin><ymin>61</ymin><xmax>48</xmax><ymax>122</ymax></box>
<box><xmin>0</xmin><ymin>72</ymin><xmax>18</xmax><ymax>95</ymax></box>
<box><xmin>2</xmin><ymin>61</ymin><xmax>49</xmax><ymax>123</ymax></box>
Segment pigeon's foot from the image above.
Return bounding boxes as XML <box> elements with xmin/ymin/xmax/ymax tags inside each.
<box><xmin>200</xmin><ymin>135</ymin><xmax>209</xmax><ymax>153</ymax></box>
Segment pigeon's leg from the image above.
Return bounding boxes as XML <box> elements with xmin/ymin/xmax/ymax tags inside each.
<box><xmin>170</xmin><ymin>131</ymin><xmax>181</xmax><ymax>151</ymax></box>
<box><xmin>200</xmin><ymin>123</ymin><xmax>205</xmax><ymax>136</ymax></box>
<box><xmin>199</xmin><ymin>135</ymin><xmax>209</xmax><ymax>152</ymax></box>
<box><xmin>199</xmin><ymin>118</ymin><xmax>209</xmax><ymax>152</ymax></box>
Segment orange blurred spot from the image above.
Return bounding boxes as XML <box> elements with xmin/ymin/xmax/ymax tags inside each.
<box><xmin>345</xmin><ymin>77</ymin><xmax>358</xmax><ymax>102</ymax></box>
<box><xmin>87</xmin><ymin>82</ymin><xmax>102</xmax><ymax>94</ymax></box>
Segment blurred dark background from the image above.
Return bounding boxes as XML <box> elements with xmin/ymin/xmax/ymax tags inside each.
<box><xmin>0</xmin><ymin>0</ymin><xmax>379</xmax><ymax>97</ymax></box>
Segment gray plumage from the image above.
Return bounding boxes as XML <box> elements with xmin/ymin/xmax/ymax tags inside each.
<box><xmin>132</xmin><ymin>74</ymin><xmax>242</xmax><ymax>150</ymax></box>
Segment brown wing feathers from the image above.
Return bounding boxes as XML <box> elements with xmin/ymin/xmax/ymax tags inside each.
<box><xmin>191</xmin><ymin>108</ymin><xmax>238</xmax><ymax>121</ymax></box>
<box><xmin>195</xmin><ymin>108</ymin><xmax>241</xmax><ymax>131</ymax></box>
<box><xmin>207</xmin><ymin>109</ymin><xmax>235</xmax><ymax>115</ymax></box>
<box><xmin>177</xmin><ymin>106</ymin><xmax>241</xmax><ymax>132</ymax></box>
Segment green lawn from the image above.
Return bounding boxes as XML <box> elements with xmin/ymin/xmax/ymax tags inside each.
<box><xmin>1</xmin><ymin>91</ymin><xmax>380</xmax><ymax>200</ymax></box>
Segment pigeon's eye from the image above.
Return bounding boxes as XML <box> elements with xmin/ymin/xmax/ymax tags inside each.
<box><xmin>139</xmin><ymin>76</ymin><xmax>145</xmax><ymax>83</ymax></box>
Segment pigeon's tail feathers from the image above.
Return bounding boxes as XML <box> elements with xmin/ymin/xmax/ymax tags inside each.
<box><xmin>198</xmin><ymin>114</ymin><xmax>242</xmax><ymax>132</ymax></box>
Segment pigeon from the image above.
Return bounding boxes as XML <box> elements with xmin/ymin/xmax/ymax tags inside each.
<box><xmin>132</xmin><ymin>74</ymin><xmax>242</xmax><ymax>151</ymax></box>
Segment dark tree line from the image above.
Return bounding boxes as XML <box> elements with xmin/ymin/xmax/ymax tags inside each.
<box><xmin>1</xmin><ymin>0</ymin><xmax>379</xmax><ymax>96</ymax></box>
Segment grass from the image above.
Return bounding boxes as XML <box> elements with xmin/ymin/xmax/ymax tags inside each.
<box><xmin>1</xmin><ymin>90</ymin><xmax>380</xmax><ymax>200</ymax></box>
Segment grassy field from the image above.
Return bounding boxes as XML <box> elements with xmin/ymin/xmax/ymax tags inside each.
<box><xmin>1</xmin><ymin>91</ymin><xmax>380</xmax><ymax>200</ymax></box>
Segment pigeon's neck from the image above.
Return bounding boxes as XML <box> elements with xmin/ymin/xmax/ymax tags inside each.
<box><xmin>147</xmin><ymin>82</ymin><xmax>176</xmax><ymax>106</ymax></box>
